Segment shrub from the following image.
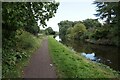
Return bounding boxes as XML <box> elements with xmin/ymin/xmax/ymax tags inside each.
<box><xmin>15</xmin><ymin>29</ymin><xmax>38</xmax><ymax>50</ymax></box>
<box><xmin>2</xmin><ymin>29</ymin><xmax>40</xmax><ymax>78</ymax></box>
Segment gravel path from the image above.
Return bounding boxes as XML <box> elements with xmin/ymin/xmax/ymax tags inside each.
<box><xmin>22</xmin><ymin>38</ymin><xmax>57</xmax><ymax>78</ymax></box>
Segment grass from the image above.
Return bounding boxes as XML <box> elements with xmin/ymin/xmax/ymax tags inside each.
<box><xmin>48</xmin><ymin>36</ymin><xmax>120</xmax><ymax>78</ymax></box>
<box><xmin>2</xmin><ymin>30</ymin><xmax>45</xmax><ymax>78</ymax></box>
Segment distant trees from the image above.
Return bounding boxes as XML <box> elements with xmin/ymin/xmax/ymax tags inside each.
<box><xmin>69</xmin><ymin>23</ymin><xmax>87</xmax><ymax>40</ymax></box>
<box><xmin>45</xmin><ymin>27</ymin><xmax>55</xmax><ymax>35</ymax></box>
<box><xmin>83</xmin><ymin>19</ymin><xmax>101</xmax><ymax>29</ymax></box>
<box><xmin>58</xmin><ymin>20</ymin><xmax>87</xmax><ymax>41</ymax></box>
<box><xmin>58</xmin><ymin>2</ymin><xmax>120</xmax><ymax>46</ymax></box>
<box><xmin>58</xmin><ymin>16</ymin><xmax>119</xmax><ymax>46</ymax></box>
<box><xmin>58</xmin><ymin>20</ymin><xmax>74</xmax><ymax>41</ymax></box>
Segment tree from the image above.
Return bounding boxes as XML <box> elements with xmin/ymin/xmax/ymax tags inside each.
<box><xmin>93</xmin><ymin>1</ymin><xmax>120</xmax><ymax>46</ymax></box>
<box><xmin>45</xmin><ymin>27</ymin><xmax>55</xmax><ymax>35</ymax></box>
<box><xmin>82</xmin><ymin>18</ymin><xmax>102</xmax><ymax>40</ymax></box>
<box><xmin>83</xmin><ymin>19</ymin><xmax>101</xmax><ymax>29</ymax></box>
<box><xmin>2</xmin><ymin>2</ymin><xmax>59</xmax><ymax>37</ymax></box>
<box><xmin>2</xmin><ymin>2</ymin><xmax>60</xmax><ymax>77</ymax></box>
<box><xmin>71</xmin><ymin>23</ymin><xmax>87</xmax><ymax>40</ymax></box>
<box><xmin>66</xmin><ymin>27</ymin><xmax>74</xmax><ymax>40</ymax></box>
<box><xmin>93</xmin><ymin>2</ymin><xmax>112</xmax><ymax>24</ymax></box>
<box><xmin>58</xmin><ymin>20</ymin><xmax>74</xmax><ymax>41</ymax></box>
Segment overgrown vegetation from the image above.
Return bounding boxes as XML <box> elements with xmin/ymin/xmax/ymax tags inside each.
<box><xmin>2</xmin><ymin>29</ymin><xmax>44</xmax><ymax>78</ymax></box>
<box><xmin>2</xmin><ymin>2</ymin><xmax>59</xmax><ymax>78</ymax></box>
<box><xmin>48</xmin><ymin>36</ymin><xmax>119</xmax><ymax>78</ymax></box>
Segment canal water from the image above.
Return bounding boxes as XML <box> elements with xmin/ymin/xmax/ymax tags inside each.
<box><xmin>55</xmin><ymin>36</ymin><xmax>120</xmax><ymax>71</ymax></box>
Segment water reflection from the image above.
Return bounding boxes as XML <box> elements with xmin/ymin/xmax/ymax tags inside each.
<box><xmin>55</xmin><ymin>36</ymin><xmax>61</xmax><ymax>41</ymax></box>
<box><xmin>55</xmin><ymin>36</ymin><xmax>120</xmax><ymax>71</ymax></box>
<box><xmin>70</xmin><ymin>40</ymin><xmax>119</xmax><ymax>71</ymax></box>
<box><xmin>81</xmin><ymin>52</ymin><xmax>112</xmax><ymax>64</ymax></box>
<box><xmin>81</xmin><ymin>52</ymin><xmax>96</xmax><ymax>61</ymax></box>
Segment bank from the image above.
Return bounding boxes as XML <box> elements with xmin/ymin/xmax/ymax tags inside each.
<box><xmin>48</xmin><ymin>36</ymin><xmax>119</xmax><ymax>78</ymax></box>
<box><xmin>2</xmin><ymin>30</ymin><xmax>45</xmax><ymax>78</ymax></box>
<box><xmin>85</xmin><ymin>39</ymin><xmax>117</xmax><ymax>46</ymax></box>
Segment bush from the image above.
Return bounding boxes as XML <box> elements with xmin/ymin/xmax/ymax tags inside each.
<box><xmin>2</xmin><ymin>29</ymin><xmax>41</xmax><ymax>78</ymax></box>
<box><xmin>15</xmin><ymin>29</ymin><xmax>38</xmax><ymax>50</ymax></box>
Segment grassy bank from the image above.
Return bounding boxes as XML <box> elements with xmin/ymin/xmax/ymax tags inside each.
<box><xmin>2</xmin><ymin>30</ymin><xmax>45</xmax><ymax>78</ymax></box>
<box><xmin>48</xmin><ymin>36</ymin><xmax>119</xmax><ymax>78</ymax></box>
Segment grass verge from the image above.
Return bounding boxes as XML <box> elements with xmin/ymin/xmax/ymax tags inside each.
<box><xmin>48</xmin><ymin>36</ymin><xmax>120</xmax><ymax>78</ymax></box>
<box><xmin>2</xmin><ymin>30</ymin><xmax>45</xmax><ymax>78</ymax></box>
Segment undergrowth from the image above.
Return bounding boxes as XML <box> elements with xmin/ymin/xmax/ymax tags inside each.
<box><xmin>2</xmin><ymin>29</ymin><xmax>44</xmax><ymax>78</ymax></box>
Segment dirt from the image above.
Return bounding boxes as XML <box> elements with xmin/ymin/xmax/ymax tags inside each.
<box><xmin>22</xmin><ymin>38</ymin><xmax>57</xmax><ymax>78</ymax></box>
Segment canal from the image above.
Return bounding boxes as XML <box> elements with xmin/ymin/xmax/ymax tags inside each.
<box><xmin>55</xmin><ymin>36</ymin><xmax>120</xmax><ymax>71</ymax></box>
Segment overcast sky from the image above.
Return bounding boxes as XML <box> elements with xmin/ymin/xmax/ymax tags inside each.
<box><xmin>40</xmin><ymin>0</ymin><xmax>97</xmax><ymax>31</ymax></box>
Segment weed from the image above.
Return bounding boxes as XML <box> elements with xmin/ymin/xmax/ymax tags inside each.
<box><xmin>2</xmin><ymin>29</ymin><xmax>43</xmax><ymax>78</ymax></box>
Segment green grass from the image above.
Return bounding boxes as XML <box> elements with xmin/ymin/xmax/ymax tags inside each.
<box><xmin>2</xmin><ymin>30</ymin><xmax>45</xmax><ymax>78</ymax></box>
<box><xmin>48</xmin><ymin>36</ymin><xmax>120</xmax><ymax>78</ymax></box>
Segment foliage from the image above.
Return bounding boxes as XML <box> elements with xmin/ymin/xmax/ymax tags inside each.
<box><xmin>58</xmin><ymin>20</ymin><xmax>86</xmax><ymax>41</ymax></box>
<box><xmin>92</xmin><ymin>27</ymin><xmax>109</xmax><ymax>40</ymax></box>
<box><xmin>2</xmin><ymin>2</ymin><xmax>59</xmax><ymax>36</ymax></box>
<box><xmin>58</xmin><ymin>2</ymin><xmax>120</xmax><ymax>46</ymax></box>
<box><xmin>15</xmin><ymin>29</ymin><xmax>39</xmax><ymax>49</ymax></box>
<box><xmin>45</xmin><ymin>27</ymin><xmax>55</xmax><ymax>35</ymax></box>
<box><xmin>48</xmin><ymin>36</ymin><xmax>119</xmax><ymax>78</ymax></box>
<box><xmin>2</xmin><ymin>2</ymin><xmax>59</xmax><ymax>77</ymax></box>
<box><xmin>83</xmin><ymin>18</ymin><xmax>101</xmax><ymax>29</ymax></box>
<box><xmin>58</xmin><ymin>20</ymin><xmax>74</xmax><ymax>41</ymax></box>
<box><xmin>66</xmin><ymin>27</ymin><xmax>74</xmax><ymax>40</ymax></box>
<box><xmin>71</xmin><ymin>23</ymin><xmax>87</xmax><ymax>39</ymax></box>
<box><xmin>65</xmin><ymin>23</ymin><xmax>87</xmax><ymax>40</ymax></box>
<box><xmin>2</xmin><ymin>30</ymin><xmax>42</xmax><ymax>78</ymax></box>
<box><xmin>93</xmin><ymin>2</ymin><xmax>116</xmax><ymax>24</ymax></box>
<box><xmin>93</xmin><ymin>2</ymin><xmax>120</xmax><ymax>46</ymax></box>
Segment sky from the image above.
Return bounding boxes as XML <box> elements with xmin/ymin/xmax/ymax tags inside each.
<box><xmin>40</xmin><ymin>0</ymin><xmax>98</xmax><ymax>31</ymax></box>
